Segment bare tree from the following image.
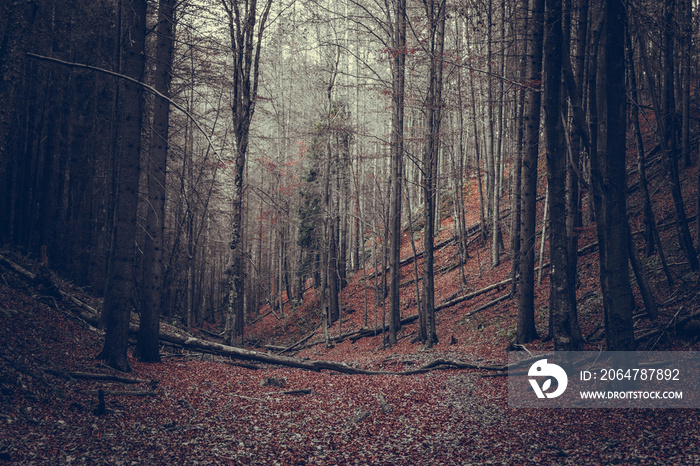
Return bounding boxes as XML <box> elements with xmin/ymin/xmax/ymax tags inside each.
<box><xmin>592</xmin><ymin>0</ymin><xmax>634</xmax><ymax>351</ymax></box>
<box><xmin>516</xmin><ymin>0</ymin><xmax>544</xmax><ymax>344</ymax></box>
<box><xmin>388</xmin><ymin>0</ymin><xmax>407</xmax><ymax>346</ymax></box>
<box><xmin>136</xmin><ymin>0</ymin><xmax>177</xmax><ymax>363</ymax></box>
<box><xmin>221</xmin><ymin>0</ymin><xmax>273</xmax><ymax>346</ymax></box>
<box><xmin>543</xmin><ymin>0</ymin><xmax>570</xmax><ymax>349</ymax></box>
<box><xmin>98</xmin><ymin>0</ymin><xmax>147</xmax><ymax>371</ymax></box>
<box><xmin>419</xmin><ymin>0</ymin><xmax>446</xmax><ymax>348</ymax></box>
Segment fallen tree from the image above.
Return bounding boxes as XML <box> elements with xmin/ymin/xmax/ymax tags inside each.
<box><xmin>0</xmin><ymin>253</ymin><xmax>507</xmax><ymax>375</ymax></box>
<box><xmin>156</xmin><ymin>328</ymin><xmax>507</xmax><ymax>375</ymax></box>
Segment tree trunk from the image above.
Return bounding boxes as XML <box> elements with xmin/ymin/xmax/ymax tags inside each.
<box><xmin>222</xmin><ymin>0</ymin><xmax>273</xmax><ymax>346</ymax></box>
<box><xmin>660</xmin><ymin>0</ymin><xmax>698</xmax><ymax>270</ymax></box>
<box><xmin>636</xmin><ymin>11</ymin><xmax>698</xmax><ymax>272</ymax></box>
<box><xmin>510</xmin><ymin>0</ymin><xmax>528</xmax><ymax>296</ymax></box>
<box><xmin>564</xmin><ymin>0</ymin><xmax>586</xmax><ymax>347</ymax></box>
<box><xmin>0</xmin><ymin>1</ymin><xmax>38</xmax><ymax>245</ymax></box>
<box><xmin>98</xmin><ymin>0</ymin><xmax>147</xmax><ymax>372</ymax></box>
<box><xmin>680</xmin><ymin>0</ymin><xmax>691</xmax><ymax>168</ymax></box>
<box><xmin>516</xmin><ymin>0</ymin><xmax>544</xmax><ymax>344</ymax></box>
<box><xmin>626</xmin><ymin>30</ymin><xmax>657</xmax><ymax>258</ymax></box>
<box><xmin>136</xmin><ymin>0</ymin><xmax>176</xmax><ymax>363</ymax></box>
<box><xmin>388</xmin><ymin>0</ymin><xmax>406</xmax><ymax>346</ymax></box>
<box><xmin>544</xmin><ymin>0</ymin><xmax>577</xmax><ymax>350</ymax></box>
<box><xmin>419</xmin><ymin>0</ymin><xmax>445</xmax><ymax>348</ymax></box>
<box><xmin>593</xmin><ymin>0</ymin><xmax>635</xmax><ymax>351</ymax></box>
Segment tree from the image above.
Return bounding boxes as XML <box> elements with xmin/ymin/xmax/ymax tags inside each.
<box><xmin>516</xmin><ymin>0</ymin><xmax>544</xmax><ymax>344</ymax></box>
<box><xmin>419</xmin><ymin>0</ymin><xmax>446</xmax><ymax>348</ymax></box>
<box><xmin>592</xmin><ymin>0</ymin><xmax>634</xmax><ymax>351</ymax></box>
<box><xmin>543</xmin><ymin>0</ymin><xmax>576</xmax><ymax>350</ymax></box>
<box><xmin>659</xmin><ymin>0</ymin><xmax>698</xmax><ymax>271</ymax></box>
<box><xmin>563</xmin><ymin>0</ymin><xmax>586</xmax><ymax>341</ymax></box>
<box><xmin>388</xmin><ymin>0</ymin><xmax>407</xmax><ymax>346</ymax></box>
<box><xmin>0</xmin><ymin>0</ymin><xmax>39</xmax><ymax>244</ymax></box>
<box><xmin>221</xmin><ymin>0</ymin><xmax>273</xmax><ymax>346</ymax></box>
<box><xmin>136</xmin><ymin>0</ymin><xmax>176</xmax><ymax>363</ymax></box>
<box><xmin>97</xmin><ymin>0</ymin><xmax>148</xmax><ymax>371</ymax></box>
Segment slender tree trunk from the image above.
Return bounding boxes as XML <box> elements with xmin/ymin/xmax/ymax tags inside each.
<box><xmin>136</xmin><ymin>0</ymin><xmax>175</xmax><ymax>363</ymax></box>
<box><xmin>594</xmin><ymin>0</ymin><xmax>635</xmax><ymax>351</ymax></box>
<box><xmin>510</xmin><ymin>0</ymin><xmax>529</xmax><ymax>296</ymax></box>
<box><xmin>328</xmin><ymin>219</ymin><xmax>340</xmax><ymax>322</ymax></box>
<box><xmin>405</xmin><ymin>177</ymin><xmax>422</xmax><ymax>318</ymax></box>
<box><xmin>563</xmin><ymin>0</ymin><xmax>586</xmax><ymax>347</ymax></box>
<box><xmin>681</xmin><ymin>0</ymin><xmax>691</xmax><ymax>168</ymax></box>
<box><xmin>0</xmin><ymin>1</ymin><xmax>38</xmax><ymax>245</ymax></box>
<box><xmin>637</xmin><ymin>13</ymin><xmax>699</xmax><ymax>272</ymax></box>
<box><xmin>626</xmin><ymin>30</ymin><xmax>657</xmax><ymax>257</ymax></box>
<box><xmin>661</xmin><ymin>0</ymin><xmax>698</xmax><ymax>270</ymax></box>
<box><xmin>516</xmin><ymin>0</ymin><xmax>544</xmax><ymax>344</ymax></box>
<box><xmin>466</xmin><ymin>28</ymin><xmax>486</xmax><ymax>242</ymax></box>
<box><xmin>388</xmin><ymin>0</ymin><xmax>406</xmax><ymax>346</ymax></box>
<box><xmin>544</xmin><ymin>0</ymin><xmax>577</xmax><ymax>350</ymax></box>
<box><xmin>222</xmin><ymin>0</ymin><xmax>273</xmax><ymax>346</ymax></box>
<box><xmin>420</xmin><ymin>0</ymin><xmax>445</xmax><ymax>348</ymax></box>
<box><xmin>98</xmin><ymin>0</ymin><xmax>147</xmax><ymax>372</ymax></box>
<box><xmin>487</xmin><ymin>0</ymin><xmax>498</xmax><ymax>266</ymax></box>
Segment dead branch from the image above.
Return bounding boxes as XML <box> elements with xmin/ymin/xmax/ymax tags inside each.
<box><xmin>460</xmin><ymin>293</ymin><xmax>512</xmax><ymax>319</ymax></box>
<box><xmin>43</xmin><ymin>368</ymin><xmax>153</xmax><ymax>384</ymax></box>
<box><xmin>79</xmin><ymin>389</ymin><xmax>156</xmax><ymax>397</ymax></box>
<box><xmin>0</xmin><ymin>254</ymin><xmax>35</xmax><ymax>280</ymax></box>
<box><xmin>276</xmin><ymin>322</ymin><xmax>322</xmax><ymax>354</ymax></box>
<box><xmin>272</xmin><ymin>388</ymin><xmax>313</xmax><ymax>395</ymax></box>
<box><xmin>635</xmin><ymin>307</ymin><xmax>700</xmax><ymax>344</ymax></box>
<box><xmin>435</xmin><ymin>277</ymin><xmax>513</xmax><ymax>312</ymax></box>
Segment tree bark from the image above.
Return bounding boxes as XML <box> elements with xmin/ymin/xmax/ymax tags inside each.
<box><xmin>0</xmin><ymin>1</ymin><xmax>38</xmax><ymax>246</ymax></box>
<box><xmin>222</xmin><ymin>0</ymin><xmax>273</xmax><ymax>346</ymax></box>
<box><xmin>98</xmin><ymin>0</ymin><xmax>147</xmax><ymax>372</ymax></box>
<box><xmin>544</xmin><ymin>0</ymin><xmax>577</xmax><ymax>350</ymax></box>
<box><xmin>136</xmin><ymin>0</ymin><xmax>176</xmax><ymax>363</ymax></box>
<box><xmin>419</xmin><ymin>0</ymin><xmax>446</xmax><ymax>348</ymax></box>
<box><xmin>594</xmin><ymin>0</ymin><xmax>635</xmax><ymax>351</ymax></box>
<box><xmin>636</xmin><ymin>11</ymin><xmax>698</xmax><ymax>272</ymax></box>
<box><xmin>564</xmin><ymin>0</ymin><xmax>586</xmax><ymax>347</ymax></box>
<box><xmin>510</xmin><ymin>1</ymin><xmax>528</xmax><ymax>296</ymax></box>
<box><xmin>660</xmin><ymin>0</ymin><xmax>698</xmax><ymax>270</ymax></box>
<box><xmin>388</xmin><ymin>0</ymin><xmax>406</xmax><ymax>346</ymax></box>
<box><xmin>516</xmin><ymin>0</ymin><xmax>544</xmax><ymax>344</ymax></box>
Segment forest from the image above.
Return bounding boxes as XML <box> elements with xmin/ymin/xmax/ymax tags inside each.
<box><xmin>1</xmin><ymin>0</ymin><xmax>700</xmax><ymax>463</ymax></box>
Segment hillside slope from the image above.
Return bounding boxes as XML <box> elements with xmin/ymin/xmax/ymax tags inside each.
<box><xmin>247</xmin><ymin>151</ymin><xmax>700</xmax><ymax>364</ymax></box>
<box><xmin>2</xmin><ymin>149</ymin><xmax>700</xmax><ymax>463</ymax></box>
<box><xmin>1</xmin><ymin>255</ymin><xmax>700</xmax><ymax>463</ymax></box>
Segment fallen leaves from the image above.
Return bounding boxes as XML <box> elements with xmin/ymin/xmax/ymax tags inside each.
<box><xmin>3</xmin><ymin>150</ymin><xmax>700</xmax><ymax>463</ymax></box>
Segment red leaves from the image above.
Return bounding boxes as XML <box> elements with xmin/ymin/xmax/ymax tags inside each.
<box><xmin>3</xmin><ymin>136</ymin><xmax>700</xmax><ymax>462</ymax></box>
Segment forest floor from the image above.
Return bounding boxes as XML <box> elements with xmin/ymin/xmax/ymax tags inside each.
<box><xmin>3</xmin><ymin>151</ymin><xmax>700</xmax><ymax>463</ymax></box>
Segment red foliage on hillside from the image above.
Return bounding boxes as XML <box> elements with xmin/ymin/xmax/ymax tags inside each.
<box><xmin>3</xmin><ymin>144</ymin><xmax>700</xmax><ymax>463</ymax></box>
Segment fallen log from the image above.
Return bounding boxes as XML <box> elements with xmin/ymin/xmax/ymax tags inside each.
<box><xmin>79</xmin><ymin>389</ymin><xmax>156</xmax><ymax>397</ymax></box>
<box><xmin>395</xmin><ymin>358</ymin><xmax>506</xmax><ymax>375</ymax></box>
<box><xmin>275</xmin><ymin>388</ymin><xmax>313</xmax><ymax>395</ymax></box>
<box><xmin>435</xmin><ymin>277</ymin><xmax>513</xmax><ymax>312</ymax></box>
<box><xmin>460</xmin><ymin>293</ymin><xmax>512</xmax><ymax>319</ymax></box>
<box><xmin>635</xmin><ymin>307</ymin><xmax>700</xmax><ymax>344</ymax></box>
<box><xmin>157</xmin><ymin>328</ymin><xmax>506</xmax><ymax>375</ymax></box>
<box><xmin>0</xmin><ymin>254</ymin><xmax>35</xmax><ymax>280</ymax></box>
<box><xmin>158</xmin><ymin>329</ymin><xmax>380</xmax><ymax>374</ymax></box>
<box><xmin>43</xmin><ymin>368</ymin><xmax>153</xmax><ymax>385</ymax></box>
<box><xmin>0</xmin><ymin>252</ymin><xmax>509</xmax><ymax>375</ymax></box>
<box><xmin>276</xmin><ymin>322</ymin><xmax>322</xmax><ymax>354</ymax></box>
